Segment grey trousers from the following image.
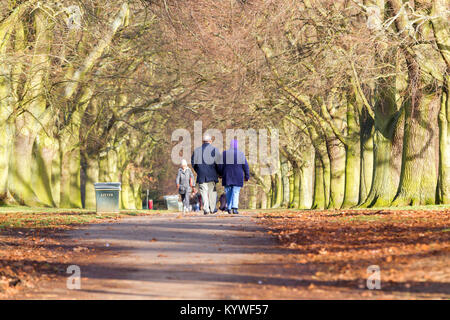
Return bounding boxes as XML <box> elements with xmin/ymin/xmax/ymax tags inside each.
<box><xmin>198</xmin><ymin>181</ymin><xmax>217</xmax><ymax>213</ymax></box>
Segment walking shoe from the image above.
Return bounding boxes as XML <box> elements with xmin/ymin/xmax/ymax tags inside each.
<box><xmin>232</xmin><ymin>208</ymin><xmax>239</xmax><ymax>214</ymax></box>
<box><xmin>226</xmin><ymin>209</ymin><xmax>231</xmax><ymax>214</ymax></box>
<box><xmin>203</xmin><ymin>210</ymin><xmax>209</xmax><ymax>215</ymax></box>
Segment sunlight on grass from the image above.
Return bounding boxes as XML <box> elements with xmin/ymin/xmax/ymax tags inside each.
<box><xmin>0</xmin><ymin>206</ymin><xmax>164</xmax><ymax>229</ymax></box>
<box><xmin>248</xmin><ymin>204</ymin><xmax>450</xmax><ymax>214</ymax></box>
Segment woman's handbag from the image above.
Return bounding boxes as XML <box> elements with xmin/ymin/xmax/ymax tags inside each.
<box><xmin>179</xmin><ymin>185</ymin><xmax>187</xmax><ymax>194</ymax></box>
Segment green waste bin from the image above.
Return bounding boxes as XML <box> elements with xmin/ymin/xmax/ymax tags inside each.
<box><xmin>94</xmin><ymin>182</ymin><xmax>121</xmax><ymax>213</ymax></box>
<box><xmin>163</xmin><ymin>195</ymin><xmax>179</xmax><ymax>210</ymax></box>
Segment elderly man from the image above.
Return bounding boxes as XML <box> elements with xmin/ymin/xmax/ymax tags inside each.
<box><xmin>191</xmin><ymin>134</ymin><xmax>221</xmax><ymax>215</ymax></box>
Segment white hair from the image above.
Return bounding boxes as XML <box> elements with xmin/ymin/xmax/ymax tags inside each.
<box><xmin>181</xmin><ymin>159</ymin><xmax>188</xmax><ymax>167</ymax></box>
<box><xmin>203</xmin><ymin>134</ymin><xmax>212</xmax><ymax>142</ymax></box>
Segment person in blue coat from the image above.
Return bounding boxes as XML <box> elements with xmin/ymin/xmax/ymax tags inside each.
<box><xmin>219</xmin><ymin>139</ymin><xmax>250</xmax><ymax>214</ymax></box>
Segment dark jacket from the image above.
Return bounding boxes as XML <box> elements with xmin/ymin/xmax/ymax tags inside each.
<box><xmin>190</xmin><ymin>192</ymin><xmax>202</xmax><ymax>206</ymax></box>
<box><xmin>218</xmin><ymin>147</ymin><xmax>250</xmax><ymax>187</ymax></box>
<box><xmin>191</xmin><ymin>143</ymin><xmax>221</xmax><ymax>184</ymax></box>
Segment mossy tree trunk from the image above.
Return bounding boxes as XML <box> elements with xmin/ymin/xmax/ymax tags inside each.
<box><xmin>341</xmin><ymin>101</ymin><xmax>362</xmax><ymax>208</ymax></box>
<box><xmin>308</xmin><ymin>125</ymin><xmax>330</xmax><ymax>208</ymax></box>
<box><xmin>288</xmin><ymin>171</ymin><xmax>294</xmax><ymax>207</ymax></box>
<box><xmin>360</xmin><ymin>89</ymin><xmax>404</xmax><ymax>207</ymax></box>
<box><xmin>260</xmin><ymin>188</ymin><xmax>268</xmax><ymax>209</ymax></box>
<box><xmin>8</xmin><ymin>9</ymin><xmax>52</xmax><ymax>206</ymax></box>
<box><xmin>291</xmin><ymin>164</ymin><xmax>301</xmax><ymax>208</ymax></box>
<box><xmin>299</xmin><ymin>146</ymin><xmax>314</xmax><ymax>209</ymax></box>
<box><xmin>392</xmin><ymin>56</ymin><xmax>441</xmax><ymax>206</ymax></box>
<box><xmin>438</xmin><ymin>80</ymin><xmax>450</xmax><ymax>203</ymax></box>
<box><xmin>120</xmin><ymin>166</ymin><xmax>132</xmax><ymax>210</ymax></box>
<box><xmin>82</xmin><ymin>150</ymin><xmax>98</xmax><ymax>210</ymax></box>
<box><xmin>0</xmin><ymin>0</ymin><xmax>29</xmax><ymax>205</ymax></box>
<box><xmin>432</xmin><ymin>0</ymin><xmax>450</xmax><ymax>204</ymax></box>
<box><xmin>312</xmin><ymin>152</ymin><xmax>326</xmax><ymax>209</ymax></box>
<box><xmin>281</xmin><ymin>156</ymin><xmax>290</xmax><ymax>207</ymax></box>
<box><xmin>327</xmin><ymin>135</ymin><xmax>346</xmax><ymax>209</ymax></box>
<box><xmin>31</xmin><ymin>131</ymin><xmax>58</xmax><ymax>207</ymax></box>
<box><xmin>359</xmin><ymin>112</ymin><xmax>374</xmax><ymax>205</ymax></box>
<box><xmin>272</xmin><ymin>173</ymin><xmax>283</xmax><ymax>208</ymax></box>
<box><xmin>248</xmin><ymin>184</ymin><xmax>257</xmax><ymax>209</ymax></box>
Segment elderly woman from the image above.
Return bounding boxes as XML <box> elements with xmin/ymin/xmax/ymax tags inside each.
<box><xmin>176</xmin><ymin>159</ymin><xmax>195</xmax><ymax>213</ymax></box>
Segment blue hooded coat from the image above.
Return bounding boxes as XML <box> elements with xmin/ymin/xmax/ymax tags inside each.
<box><xmin>219</xmin><ymin>140</ymin><xmax>250</xmax><ymax>187</ymax></box>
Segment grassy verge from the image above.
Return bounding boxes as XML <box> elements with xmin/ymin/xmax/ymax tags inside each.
<box><xmin>0</xmin><ymin>206</ymin><xmax>167</xmax><ymax>229</ymax></box>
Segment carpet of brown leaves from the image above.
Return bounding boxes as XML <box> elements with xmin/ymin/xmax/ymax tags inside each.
<box><xmin>0</xmin><ymin>227</ymin><xmax>94</xmax><ymax>298</ymax></box>
<box><xmin>256</xmin><ymin>209</ymin><xmax>450</xmax><ymax>299</ymax></box>
<box><xmin>0</xmin><ymin>210</ymin><xmax>157</xmax><ymax>299</ymax></box>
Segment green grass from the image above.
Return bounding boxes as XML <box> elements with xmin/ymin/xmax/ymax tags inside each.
<box><xmin>345</xmin><ymin>215</ymin><xmax>384</xmax><ymax>222</ymax></box>
<box><xmin>0</xmin><ymin>206</ymin><xmax>164</xmax><ymax>229</ymax></box>
<box><xmin>247</xmin><ymin>204</ymin><xmax>450</xmax><ymax>213</ymax></box>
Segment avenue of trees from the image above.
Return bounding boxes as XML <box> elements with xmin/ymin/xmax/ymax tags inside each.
<box><xmin>0</xmin><ymin>0</ymin><xmax>448</xmax><ymax>209</ymax></box>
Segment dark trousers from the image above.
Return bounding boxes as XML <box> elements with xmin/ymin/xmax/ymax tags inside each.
<box><xmin>180</xmin><ymin>192</ymin><xmax>190</xmax><ymax>210</ymax></box>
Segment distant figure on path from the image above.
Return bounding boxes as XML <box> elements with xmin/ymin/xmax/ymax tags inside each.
<box><xmin>219</xmin><ymin>139</ymin><xmax>250</xmax><ymax>214</ymax></box>
<box><xmin>218</xmin><ymin>193</ymin><xmax>227</xmax><ymax>212</ymax></box>
<box><xmin>190</xmin><ymin>187</ymin><xmax>202</xmax><ymax>212</ymax></box>
<box><xmin>176</xmin><ymin>159</ymin><xmax>194</xmax><ymax>214</ymax></box>
<box><xmin>191</xmin><ymin>134</ymin><xmax>221</xmax><ymax>215</ymax></box>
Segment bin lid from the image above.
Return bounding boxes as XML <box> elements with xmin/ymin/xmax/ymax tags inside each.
<box><xmin>94</xmin><ymin>182</ymin><xmax>121</xmax><ymax>190</ymax></box>
<box><xmin>163</xmin><ymin>195</ymin><xmax>179</xmax><ymax>200</ymax></box>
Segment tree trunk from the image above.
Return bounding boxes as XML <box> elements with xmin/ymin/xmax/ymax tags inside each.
<box><xmin>132</xmin><ymin>183</ymin><xmax>142</xmax><ymax>210</ymax></box>
<box><xmin>248</xmin><ymin>185</ymin><xmax>257</xmax><ymax>209</ymax></box>
<box><xmin>31</xmin><ymin>131</ymin><xmax>58</xmax><ymax>207</ymax></box>
<box><xmin>291</xmin><ymin>165</ymin><xmax>301</xmax><ymax>208</ymax></box>
<box><xmin>360</xmin><ymin>94</ymin><xmax>404</xmax><ymax>208</ymax></box>
<box><xmin>393</xmin><ymin>93</ymin><xmax>441</xmax><ymax>205</ymax></box>
<box><xmin>0</xmin><ymin>0</ymin><xmax>27</xmax><ymax>205</ymax></box>
<box><xmin>107</xmin><ymin>148</ymin><xmax>119</xmax><ymax>182</ymax></box>
<box><xmin>342</xmin><ymin>140</ymin><xmax>360</xmax><ymax>208</ymax></box>
<box><xmin>271</xmin><ymin>172</ymin><xmax>283</xmax><ymax>208</ymax></box>
<box><xmin>312</xmin><ymin>152</ymin><xmax>326</xmax><ymax>209</ymax></box>
<box><xmin>82</xmin><ymin>151</ymin><xmax>98</xmax><ymax>210</ymax></box>
<box><xmin>299</xmin><ymin>149</ymin><xmax>314</xmax><ymax>209</ymax></box>
<box><xmin>327</xmin><ymin>136</ymin><xmax>346</xmax><ymax>209</ymax></box>
<box><xmin>120</xmin><ymin>166</ymin><xmax>132</xmax><ymax>209</ymax></box>
<box><xmin>59</xmin><ymin>128</ymin><xmax>82</xmax><ymax>209</ymax></box>
<box><xmin>438</xmin><ymin>81</ymin><xmax>450</xmax><ymax>203</ymax></box>
<box><xmin>127</xmin><ymin>181</ymin><xmax>137</xmax><ymax>210</ymax></box>
<box><xmin>98</xmin><ymin>151</ymin><xmax>109</xmax><ymax>182</ymax></box>
<box><xmin>342</xmin><ymin>102</ymin><xmax>361</xmax><ymax>208</ymax></box>
<box><xmin>8</xmin><ymin>9</ymin><xmax>51</xmax><ymax>206</ymax></box>
<box><xmin>70</xmin><ymin>149</ymin><xmax>82</xmax><ymax>208</ymax></box>
<box><xmin>359</xmin><ymin>115</ymin><xmax>374</xmax><ymax>204</ymax></box>
<box><xmin>59</xmin><ymin>139</ymin><xmax>70</xmax><ymax>208</ymax></box>
<box><xmin>0</xmin><ymin>101</ymin><xmax>14</xmax><ymax>204</ymax></box>
<box><xmin>281</xmin><ymin>157</ymin><xmax>290</xmax><ymax>207</ymax></box>
<box><xmin>288</xmin><ymin>172</ymin><xmax>294</xmax><ymax>207</ymax></box>
<box><xmin>308</xmin><ymin>125</ymin><xmax>330</xmax><ymax>208</ymax></box>
<box><xmin>260</xmin><ymin>190</ymin><xmax>268</xmax><ymax>209</ymax></box>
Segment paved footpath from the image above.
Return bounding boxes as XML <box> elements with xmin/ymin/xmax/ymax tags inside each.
<box><xmin>22</xmin><ymin>212</ymin><xmax>317</xmax><ymax>300</ymax></box>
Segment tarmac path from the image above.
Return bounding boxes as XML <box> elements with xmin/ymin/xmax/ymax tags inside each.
<box><xmin>22</xmin><ymin>212</ymin><xmax>315</xmax><ymax>299</ymax></box>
